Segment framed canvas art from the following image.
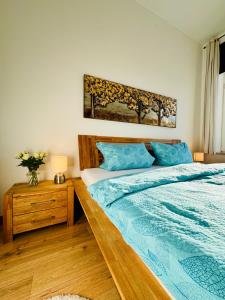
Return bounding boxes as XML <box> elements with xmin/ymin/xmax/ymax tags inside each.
<box><xmin>84</xmin><ymin>74</ymin><xmax>177</xmax><ymax>128</ymax></box>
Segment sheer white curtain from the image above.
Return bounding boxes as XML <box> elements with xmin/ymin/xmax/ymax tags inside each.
<box><xmin>201</xmin><ymin>39</ymin><xmax>219</xmax><ymax>154</ymax></box>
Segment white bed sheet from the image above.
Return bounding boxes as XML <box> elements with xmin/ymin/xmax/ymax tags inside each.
<box><xmin>81</xmin><ymin>165</ymin><xmax>164</xmax><ymax>186</ymax></box>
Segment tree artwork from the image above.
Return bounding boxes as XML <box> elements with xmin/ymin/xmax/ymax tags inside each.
<box><xmin>84</xmin><ymin>74</ymin><xmax>176</xmax><ymax>128</ymax></box>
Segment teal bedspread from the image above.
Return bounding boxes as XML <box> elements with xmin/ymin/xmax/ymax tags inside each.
<box><xmin>88</xmin><ymin>163</ymin><xmax>225</xmax><ymax>300</ymax></box>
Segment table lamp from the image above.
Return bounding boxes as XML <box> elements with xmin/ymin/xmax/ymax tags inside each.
<box><xmin>193</xmin><ymin>152</ymin><xmax>204</xmax><ymax>162</ymax></box>
<box><xmin>51</xmin><ymin>155</ymin><xmax>67</xmax><ymax>184</ymax></box>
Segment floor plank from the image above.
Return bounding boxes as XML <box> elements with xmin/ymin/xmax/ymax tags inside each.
<box><xmin>0</xmin><ymin>216</ymin><xmax>121</xmax><ymax>300</ymax></box>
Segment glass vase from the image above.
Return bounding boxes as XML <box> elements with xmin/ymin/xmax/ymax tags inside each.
<box><xmin>27</xmin><ymin>170</ymin><xmax>39</xmax><ymax>186</ymax></box>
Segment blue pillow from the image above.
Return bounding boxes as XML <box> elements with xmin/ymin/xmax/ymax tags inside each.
<box><xmin>150</xmin><ymin>142</ymin><xmax>193</xmax><ymax>166</ymax></box>
<box><xmin>96</xmin><ymin>142</ymin><xmax>155</xmax><ymax>171</ymax></box>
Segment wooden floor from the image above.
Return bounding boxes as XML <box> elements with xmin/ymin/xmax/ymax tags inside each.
<box><xmin>0</xmin><ymin>216</ymin><xmax>121</xmax><ymax>300</ymax></box>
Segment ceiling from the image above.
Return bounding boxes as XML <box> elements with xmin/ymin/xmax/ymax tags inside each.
<box><xmin>136</xmin><ymin>0</ymin><xmax>225</xmax><ymax>43</ymax></box>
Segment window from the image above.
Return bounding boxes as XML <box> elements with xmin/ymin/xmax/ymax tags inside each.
<box><xmin>220</xmin><ymin>73</ymin><xmax>225</xmax><ymax>152</ymax></box>
<box><xmin>215</xmin><ymin>72</ymin><xmax>225</xmax><ymax>153</ymax></box>
<box><xmin>214</xmin><ymin>38</ymin><xmax>225</xmax><ymax>153</ymax></box>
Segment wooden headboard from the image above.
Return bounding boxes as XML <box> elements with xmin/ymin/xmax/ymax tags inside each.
<box><xmin>78</xmin><ymin>135</ymin><xmax>181</xmax><ymax>170</ymax></box>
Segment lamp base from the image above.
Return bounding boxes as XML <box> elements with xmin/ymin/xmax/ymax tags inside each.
<box><xmin>54</xmin><ymin>174</ymin><xmax>65</xmax><ymax>184</ymax></box>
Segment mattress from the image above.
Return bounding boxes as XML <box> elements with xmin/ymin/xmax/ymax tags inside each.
<box><xmin>80</xmin><ymin>165</ymin><xmax>164</xmax><ymax>186</ymax></box>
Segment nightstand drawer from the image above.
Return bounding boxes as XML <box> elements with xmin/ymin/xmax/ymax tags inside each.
<box><xmin>13</xmin><ymin>191</ymin><xmax>67</xmax><ymax>216</ymax></box>
<box><xmin>13</xmin><ymin>207</ymin><xmax>68</xmax><ymax>234</ymax></box>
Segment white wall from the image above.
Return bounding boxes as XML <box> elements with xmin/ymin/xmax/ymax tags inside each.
<box><xmin>0</xmin><ymin>0</ymin><xmax>201</xmax><ymax>212</ymax></box>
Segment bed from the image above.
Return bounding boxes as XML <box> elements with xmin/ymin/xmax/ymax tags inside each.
<box><xmin>75</xmin><ymin>135</ymin><xmax>225</xmax><ymax>300</ymax></box>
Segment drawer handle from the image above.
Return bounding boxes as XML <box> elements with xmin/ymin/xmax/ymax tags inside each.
<box><xmin>31</xmin><ymin>199</ymin><xmax>56</xmax><ymax>206</ymax></box>
<box><xmin>31</xmin><ymin>216</ymin><xmax>56</xmax><ymax>223</ymax></box>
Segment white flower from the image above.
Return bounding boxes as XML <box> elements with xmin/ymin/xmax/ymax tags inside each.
<box><xmin>22</xmin><ymin>151</ymin><xmax>29</xmax><ymax>155</ymax></box>
<box><xmin>16</xmin><ymin>152</ymin><xmax>22</xmax><ymax>159</ymax></box>
<box><xmin>33</xmin><ymin>152</ymin><xmax>39</xmax><ymax>159</ymax></box>
<box><xmin>22</xmin><ymin>153</ymin><xmax>30</xmax><ymax>160</ymax></box>
<box><xmin>39</xmin><ymin>152</ymin><xmax>48</xmax><ymax>159</ymax></box>
<box><xmin>16</xmin><ymin>150</ymin><xmax>47</xmax><ymax>162</ymax></box>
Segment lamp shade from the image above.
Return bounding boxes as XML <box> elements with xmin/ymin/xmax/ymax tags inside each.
<box><xmin>51</xmin><ymin>155</ymin><xmax>67</xmax><ymax>173</ymax></box>
<box><xmin>193</xmin><ymin>152</ymin><xmax>204</xmax><ymax>162</ymax></box>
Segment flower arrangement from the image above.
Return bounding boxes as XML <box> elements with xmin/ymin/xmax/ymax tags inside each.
<box><xmin>16</xmin><ymin>151</ymin><xmax>48</xmax><ymax>185</ymax></box>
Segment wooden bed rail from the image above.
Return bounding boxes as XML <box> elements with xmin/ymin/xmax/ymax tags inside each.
<box><xmin>74</xmin><ymin>178</ymin><xmax>173</xmax><ymax>300</ymax></box>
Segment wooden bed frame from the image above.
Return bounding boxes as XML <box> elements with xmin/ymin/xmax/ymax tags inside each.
<box><xmin>75</xmin><ymin>135</ymin><xmax>181</xmax><ymax>300</ymax></box>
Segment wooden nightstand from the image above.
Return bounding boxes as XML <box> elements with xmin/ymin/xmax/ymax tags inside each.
<box><xmin>3</xmin><ymin>180</ymin><xmax>74</xmax><ymax>243</ymax></box>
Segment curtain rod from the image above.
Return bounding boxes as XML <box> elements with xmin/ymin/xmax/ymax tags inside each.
<box><xmin>217</xmin><ymin>33</ymin><xmax>225</xmax><ymax>41</ymax></box>
<box><xmin>218</xmin><ymin>33</ymin><xmax>225</xmax><ymax>40</ymax></box>
<box><xmin>203</xmin><ymin>33</ymin><xmax>225</xmax><ymax>49</ymax></box>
